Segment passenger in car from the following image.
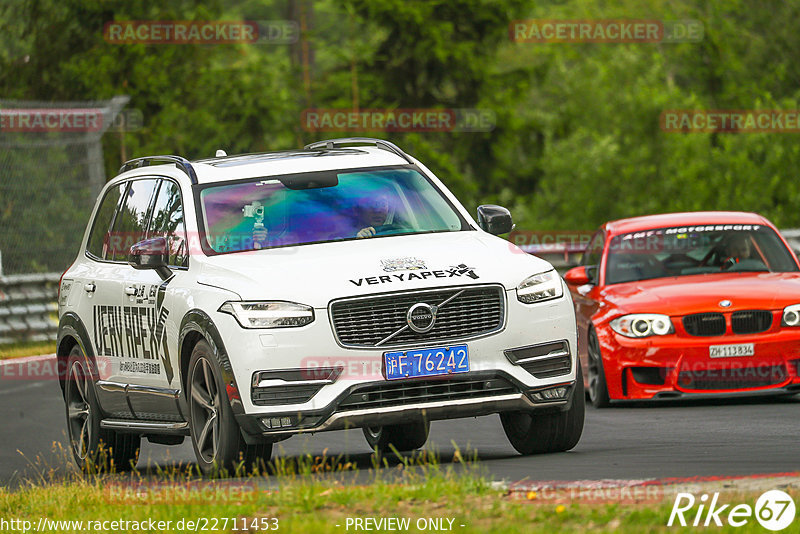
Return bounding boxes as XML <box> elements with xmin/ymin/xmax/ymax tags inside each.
<box><xmin>249</xmin><ymin>195</ymin><xmax>391</xmax><ymax>246</ymax></box>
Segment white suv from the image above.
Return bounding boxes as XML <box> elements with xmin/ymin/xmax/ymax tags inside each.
<box><xmin>57</xmin><ymin>138</ymin><xmax>584</xmax><ymax>473</ymax></box>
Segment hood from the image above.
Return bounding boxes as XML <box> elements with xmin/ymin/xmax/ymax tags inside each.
<box><xmin>599</xmin><ymin>272</ymin><xmax>800</xmax><ymax>316</ymax></box>
<box><xmin>194</xmin><ymin>231</ymin><xmax>552</xmax><ymax>307</ymax></box>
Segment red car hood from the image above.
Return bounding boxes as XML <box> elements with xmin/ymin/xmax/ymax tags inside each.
<box><xmin>599</xmin><ymin>272</ymin><xmax>800</xmax><ymax>316</ymax></box>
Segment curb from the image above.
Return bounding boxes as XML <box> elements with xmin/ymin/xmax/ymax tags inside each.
<box><xmin>499</xmin><ymin>472</ymin><xmax>800</xmax><ymax>504</ymax></box>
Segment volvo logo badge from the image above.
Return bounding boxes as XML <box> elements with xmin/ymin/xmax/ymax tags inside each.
<box><xmin>407</xmin><ymin>302</ymin><xmax>437</xmax><ymax>333</ymax></box>
<box><xmin>719</xmin><ymin>300</ymin><xmax>732</xmax><ymax>308</ymax></box>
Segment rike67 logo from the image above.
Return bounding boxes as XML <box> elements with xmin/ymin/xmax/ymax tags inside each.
<box><xmin>668</xmin><ymin>490</ymin><xmax>796</xmax><ymax>530</ymax></box>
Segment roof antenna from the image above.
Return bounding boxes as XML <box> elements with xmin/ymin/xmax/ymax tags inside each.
<box><xmin>215</xmin><ymin>149</ymin><xmax>227</xmax><ymax>157</ymax></box>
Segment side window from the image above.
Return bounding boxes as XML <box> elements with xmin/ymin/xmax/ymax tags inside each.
<box><xmin>148</xmin><ymin>180</ymin><xmax>188</xmax><ymax>267</ymax></box>
<box><xmin>86</xmin><ymin>183</ymin><xmax>127</xmax><ymax>260</ymax></box>
<box><xmin>582</xmin><ymin>231</ymin><xmax>605</xmax><ymax>283</ymax></box>
<box><xmin>108</xmin><ymin>178</ymin><xmax>160</xmax><ymax>262</ymax></box>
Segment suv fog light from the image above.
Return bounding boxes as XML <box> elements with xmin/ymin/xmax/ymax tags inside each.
<box><xmin>528</xmin><ymin>385</ymin><xmax>569</xmax><ymax>402</ymax></box>
<box><xmin>262</xmin><ymin>416</ymin><xmax>294</xmax><ymax>429</ymax></box>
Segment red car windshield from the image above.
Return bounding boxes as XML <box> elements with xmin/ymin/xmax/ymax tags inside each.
<box><xmin>605</xmin><ymin>225</ymin><xmax>799</xmax><ymax>284</ymax></box>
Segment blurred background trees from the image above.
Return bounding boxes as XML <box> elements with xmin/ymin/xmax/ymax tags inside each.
<box><xmin>1</xmin><ymin>0</ymin><xmax>799</xmax><ymax>268</ymax></box>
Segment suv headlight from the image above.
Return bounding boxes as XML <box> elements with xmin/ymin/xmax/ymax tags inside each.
<box><xmin>517</xmin><ymin>270</ymin><xmax>564</xmax><ymax>304</ymax></box>
<box><xmin>782</xmin><ymin>304</ymin><xmax>800</xmax><ymax>326</ymax></box>
<box><xmin>219</xmin><ymin>301</ymin><xmax>314</xmax><ymax>328</ymax></box>
<box><xmin>610</xmin><ymin>314</ymin><xmax>674</xmax><ymax>338</ymax></box>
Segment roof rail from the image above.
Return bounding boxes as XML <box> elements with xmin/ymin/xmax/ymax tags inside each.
<box><xmin>304</xmin><ymin>137</ymin><xmax>413</xmax><ymax>164</ymax></box>
<box><xmin>119</xmin><ymin>155</ymin><xmax>199</xmax><ymax>184</ymax></box>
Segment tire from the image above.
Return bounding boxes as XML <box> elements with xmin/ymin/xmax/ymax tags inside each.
<box><xmin>64</xmin><ymin>345</ymin><xmax>140</xmax><ymax>472</ymax></box>
<box><xmin>363</xmin><ymin>419</ymin><xmax>430</xmax><ymax>453</ymax></box>
<box><xmin>500</xmin><ymin>363</ymin><xmax>586</xmax><ymax>455</ymax></box>
<box><xmin>187</xmin><ymin>340</ymin><xmax>272</xmax><ymax>475</ymax></box>
<box><xmin>587</xmin><ymin>328</ymin><xmax>611</xmax><ymax>408</ymax></box>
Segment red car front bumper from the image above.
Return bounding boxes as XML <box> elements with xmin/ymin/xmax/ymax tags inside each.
<box><xmin>595</xmin><ymin>325</ymin><xmax>800</xmax><ymax>400</ymax></box>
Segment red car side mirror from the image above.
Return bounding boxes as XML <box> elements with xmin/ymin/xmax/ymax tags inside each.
<box><xmin>564</xmin><ymin>266</ymin><xmax>591</xmax><ymax>286</ymax></box>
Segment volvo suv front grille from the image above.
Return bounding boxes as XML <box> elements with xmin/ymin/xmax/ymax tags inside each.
<box><xmin>330</xmin><ymin>285</ymin><xmax>505</xmax><ymax>348</ymax></box>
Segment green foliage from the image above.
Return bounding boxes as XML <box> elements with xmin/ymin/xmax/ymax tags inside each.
<box><xmin>2</xmin><ymin>0</ymin><xmax>800</xmax><ymax>273</ymax></box>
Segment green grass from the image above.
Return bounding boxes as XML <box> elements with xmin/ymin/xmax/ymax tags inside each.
<box><xmin>0</xmin><ymin>340</ymin><xmax>56</xmax><ymax>359</ymax></box>
<box><xmin>3</xmin><ymin>476</ymin><xmax>790</xmax><ymax>533</ymax></box>
<box><xmin>2</xmin><ymin>444</ymin><xmax>793</xmax><ymax>533</ymax></box>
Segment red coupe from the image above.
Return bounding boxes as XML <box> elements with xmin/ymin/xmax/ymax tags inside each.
<box><xmin>564</xmin><ymin>211</ymin><xmax>800</xmax><ymax>406</ymax></box>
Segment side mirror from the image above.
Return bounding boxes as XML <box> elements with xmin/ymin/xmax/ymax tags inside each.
<box><xmin>128</xmin><ymin>237</ymin><xmax>172</xmax><ymax>280</ymax></box>
<box><xmin>564</xmin><ymin>266</ymin><xmax>591</xmax><ymax>286</ymax></box>
<box><xmin>477</xmin><ymin>205</ymin><xmax>514</xmax><ymax>235</ymax></box>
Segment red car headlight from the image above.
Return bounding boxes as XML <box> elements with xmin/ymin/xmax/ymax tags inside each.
<box><xmin>610</xmin><ymin>314</ymin><xmax>674</xmax><ymax>338</ymax></box>
<box><xmin>782</xmin><ymin>304</ymin><xmax>800</xmax><ymax>326</ymax></box>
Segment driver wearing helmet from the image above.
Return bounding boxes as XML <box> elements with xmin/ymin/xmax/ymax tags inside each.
<box><xmin>721</xmin><ymin>233</ymin><xmax>753</xmax><ymax>269</ymax></box>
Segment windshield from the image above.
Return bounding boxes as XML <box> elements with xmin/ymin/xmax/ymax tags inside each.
<box><xmin>605</xmin><ymin>224</ymin><xmax>799</xmax><ymax>284</ymax></box>
<box><xmin>198</xmin><ymin>167</ymin><xmax>466</xmax><ymax>252</ymax></box>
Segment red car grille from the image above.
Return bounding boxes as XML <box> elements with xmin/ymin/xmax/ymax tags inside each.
<box><xmin>683</xmin><ymin>310</ymin><xmax>773</xmax><ymax>336</ymax></box>
<box><xmin>731</xmin><ymin>310</ymin><xmax>772</xmax><ymax>334</ymax></box>
<box><xmin>683</xmin><ymin>313</ymin><xmax>725</xmax><ymax>336</ymax></box>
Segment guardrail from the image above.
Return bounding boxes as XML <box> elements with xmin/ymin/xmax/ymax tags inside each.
<box><xmin>2</xmin><ymin>228</ymin><xmax>800</xmax><ymax>345</ymax></box>
<box><xmin>0</xmin><ymin>273</ymin><xmax>60</xmax><ymax>345</ymax></box>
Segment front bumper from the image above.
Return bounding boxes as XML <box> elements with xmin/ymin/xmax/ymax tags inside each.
<box><xmin>596</xmin><ymin>326</ymin><xmax>800</xmax><ymax>400</ymax></box>
<box><xmin>217</xmin><ymin>285</ymin><xmax>579</xmax><ymax>413</ymax></box>
<box><xmin>236</xmin><ymin>370</ymin><xmax>577</xmax><ymax>440</ymax></box>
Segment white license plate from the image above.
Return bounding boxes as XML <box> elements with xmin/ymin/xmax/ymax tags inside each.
<box><xmin>709</xmin><ymin>343</ymin><xmax>754</xmax><ymax>358</ymax></box>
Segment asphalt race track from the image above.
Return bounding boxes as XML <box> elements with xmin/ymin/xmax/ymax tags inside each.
<box><xmin>2</xmin><ymin>371</ymin><xmax>799</xmax><ymax>487</ymax></box>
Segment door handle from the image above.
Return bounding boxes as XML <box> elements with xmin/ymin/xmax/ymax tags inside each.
<box><xmin>124</xmin><ymin>286</ymin><xmax>136</xmax><ymax>296</ymax></box>
<box><xmin>83</xmin><ymin>283</ymin><xmax>96</xmax><ymax>293</ymax></box>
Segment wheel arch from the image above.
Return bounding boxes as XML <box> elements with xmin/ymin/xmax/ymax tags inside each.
<box><xmin>56</xmin><ymin>313</ymin><xmax>95</xmax><ymax>397</ymax></box>
<box><xmin>178</xmin><ymin>309</ymin><xmax>244</xmax><ymax>416</ymax></box>
<box><xmin>588</xmin><ymin>321</ymin><xmax>623</xmax><ymax>401</ymax></box>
